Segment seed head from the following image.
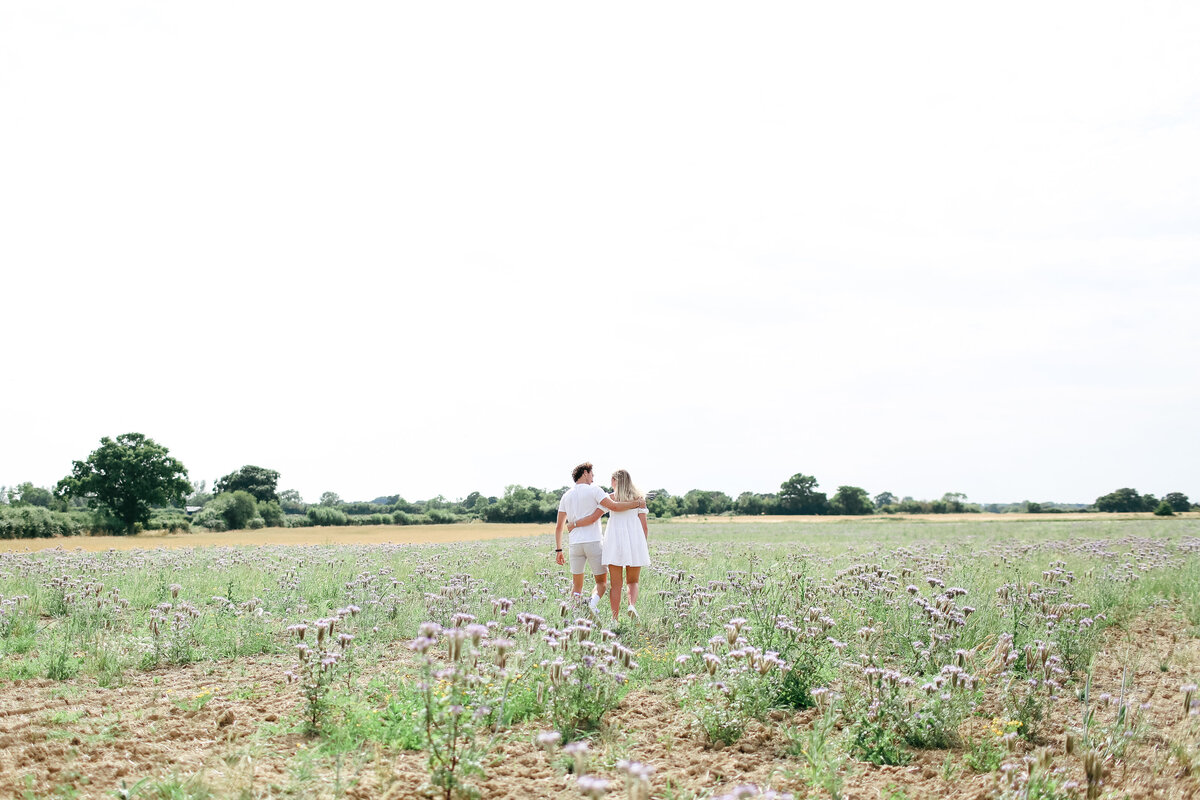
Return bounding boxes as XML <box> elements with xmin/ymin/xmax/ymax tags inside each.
<box><xmin>535</xmin><ymin>730</ymin><xmax>561</xmax><ymax>753</ymax></box>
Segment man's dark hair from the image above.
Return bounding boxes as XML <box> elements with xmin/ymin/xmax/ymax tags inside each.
<box><xmin>572</xmin><ymin>462</ymin><xmax>593</xmax><ymax>482</ymax></box>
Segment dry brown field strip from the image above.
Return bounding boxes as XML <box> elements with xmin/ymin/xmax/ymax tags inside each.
<box><xmin>0</xmin><ymin>523</ymin><xmax>547</xmax><ymax>552</ymax></box>
<box><xmin>1</xmin><ymin>512</ymin><xmax>1190</xmax><ymax>553</ymax></box>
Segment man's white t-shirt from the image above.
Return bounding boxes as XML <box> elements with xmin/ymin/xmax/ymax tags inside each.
<box><xmin>558</xmin><ymin>483</ymin><xmax>608</xmax><ymax>545</ymax></box>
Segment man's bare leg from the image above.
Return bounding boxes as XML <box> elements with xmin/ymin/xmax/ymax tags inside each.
<box><xmin>587</xmin><ymin>573</ymin><xmax>607</xmax><ymax>615</ymax></box>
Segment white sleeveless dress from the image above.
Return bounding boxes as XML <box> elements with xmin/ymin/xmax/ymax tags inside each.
<box><xmin>601</xmin><ymin>507</ymin><xmax>650</xmax><ymax>567</ymax></box>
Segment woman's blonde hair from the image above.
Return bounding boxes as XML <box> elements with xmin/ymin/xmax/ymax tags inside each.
<box><xmin>610</xmin><ymin>469</ymin><xmax>643</xmax><ymax>503</ymax></box>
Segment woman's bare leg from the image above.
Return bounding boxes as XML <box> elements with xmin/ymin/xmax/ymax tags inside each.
<box><xmin>608</xmin><ymin>565</ymin><xmax>624</xmax><ymax>621</ymax></box>
<box><xmin>626</xmin><ymin>566</ymin><xmax>641</xmax><ymax>610</ymax></box>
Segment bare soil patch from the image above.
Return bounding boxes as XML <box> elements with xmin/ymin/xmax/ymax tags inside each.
<box><xmin>0</xmin><ymin>655</ymin><xmax>296</xmax><ymax>798</ymax></box>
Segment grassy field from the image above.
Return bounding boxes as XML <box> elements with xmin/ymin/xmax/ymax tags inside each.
<box><xmin>1</xmin><ymin>517</ymin><xmax>1199</xmax><ymax>799</ymax></box>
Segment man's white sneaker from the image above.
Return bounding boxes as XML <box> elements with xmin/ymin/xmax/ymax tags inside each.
<box><xmin>588</xmin><ymin>594</ymin><xmax>600</xmax><ymax>614</ymax></box>
<box><xmin>627</xmin><ymin>606</ymin><xmax>640</xmax><ymax>621</ymax></box>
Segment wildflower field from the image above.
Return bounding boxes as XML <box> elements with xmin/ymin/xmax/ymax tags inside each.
<box><xmin>1</xmin><ymin>517</ymin><xmax>1199</xmax><ymax>800</ymax></box>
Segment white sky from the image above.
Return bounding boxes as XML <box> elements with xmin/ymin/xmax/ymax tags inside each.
<box><xmin>2</xmin><ymin>1</ymin><xmax>1198</xmax><ymax>505</ymax></box>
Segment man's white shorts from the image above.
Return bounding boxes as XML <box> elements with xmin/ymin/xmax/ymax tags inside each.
<box><xmin>569</xmin><ymin>541</ymin><xmax>605</xmax><ymax>576</ymax></box>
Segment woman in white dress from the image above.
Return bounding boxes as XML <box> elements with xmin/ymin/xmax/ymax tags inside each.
<box><xmin>601</xmin><ymin>469</ymin><xmax>650</xmax><ymax>622</ymax></box>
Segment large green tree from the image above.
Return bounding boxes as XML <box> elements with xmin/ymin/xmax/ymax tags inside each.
<box><xmin>56</xmin><ymin>433</ymin><xmax>191</xmax><ymax>533</ymax></box>
<box><xmin>214</xmin><ymin>465</ymin><xmax>280</xmax><ymax>503</ymax></box>
<box><xmin>778</xmin><ymin>473</ymin><xmax>829</xmax><ymax>515</ymax></box>
<box><xmin>646</xmin><ymin>489</ymin><xmax>681</xmax><ymax>518</ymax></box>
<box><xmin>278</xmin><ymin>489</ymin><xmax>307</xmax><ymax>514</ymax></box>
<box><xmin>682</xmin><ymin>489</ymin><xmax>732</xmax><ymax>516</ymax></box>
<box><xmin>10</xmin><ymin>482</ymin><xmax>57</xmax><ymax>508</ymax></box>
<box><xmin>215</xmin><ymin>490</ymin><xmax>262</xmax><ymax>530</ymax></box>
<box><xmin>735</xmin><ymin>491</ymin><xmax>777</xmax><ymax>516</ymax></box>
<box><xmin>1162</xmin><ymin>492</ymin><xmax>1191</xmax><ymax>513</ymax></box>
<box><xmin>1095</xmin><ymin>487</ymin><xmax>1152</xmax><ymax>513</ymax></box>
<box><xmin>873</xmin><ymin>491</ymin><xmax>896</xmax><ymax>509</ymax></box>
<box><xmin>830</xmin><ymin>485</ymin><xmax>873</xmax><ymax>515</ymax></box>
<box><xmin>480</xmin><ymin>485</ymin><xmax>560</xmax><ymax>523</ymax></box>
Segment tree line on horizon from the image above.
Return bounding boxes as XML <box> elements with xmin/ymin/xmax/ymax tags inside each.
<box><xmin>1</xmin><ymin>433</ymin><xmax>1196</xmax><ymax>539</ymax></box>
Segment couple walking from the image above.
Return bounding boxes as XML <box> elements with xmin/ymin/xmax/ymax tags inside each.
<box><xmin>554</xmin><ymin>462</ymin><xmax>650</xmax><ymax>622</ymax></box>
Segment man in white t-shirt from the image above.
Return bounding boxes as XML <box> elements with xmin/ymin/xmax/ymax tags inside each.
<box><xmin>555</xmin><ymin>461</ymin><xmax>647</xmax><ymax>614</ymax></box>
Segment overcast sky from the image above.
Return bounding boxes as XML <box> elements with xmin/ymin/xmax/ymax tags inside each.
<box><xmin>2</xmin><ymin>1</ymin><xmax>1197</xmax><ymax>505</ymax></box>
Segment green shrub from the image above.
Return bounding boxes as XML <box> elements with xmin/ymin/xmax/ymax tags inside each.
<box><xmin>0</xmin><ymin>506</ymin><xmax>83</xmax><ymax>539</ymax></box>
<box><xmin>257</xmin><ymin>500</ymin><xmax>285</xmax><ymax>527</ymax></box>
<box><xmin>307</xmin><ymin>506</ymin><xmax>348</xmax><ymax>526</ymax></box>
<box><xmin>144</xmin><ymin>513</ymin><xmax>191</xmax><ymax>533</ymax></box>
<box><xmin>193</xmin><ymin>491</ymin><xmax>260</xmax><ymax>530</ymax></box>
<box><xmin>221</xmin><ymin>491</ymin><xmax>260</xmax><ymax>529</ymax></box>
<box><xmin>1154</xmin><ymin>501</ymin><xmax>1175</xmax><ymax>517</ymax></box>
<box><xmin>88</xmin><ymin>511</ymin><xmax>127</xmax><ymax>535</ymax></box>
<box><xmin>192</xmin><ymin>506</ymin><xmax>228</xmax><ymax>531</ymax></box>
